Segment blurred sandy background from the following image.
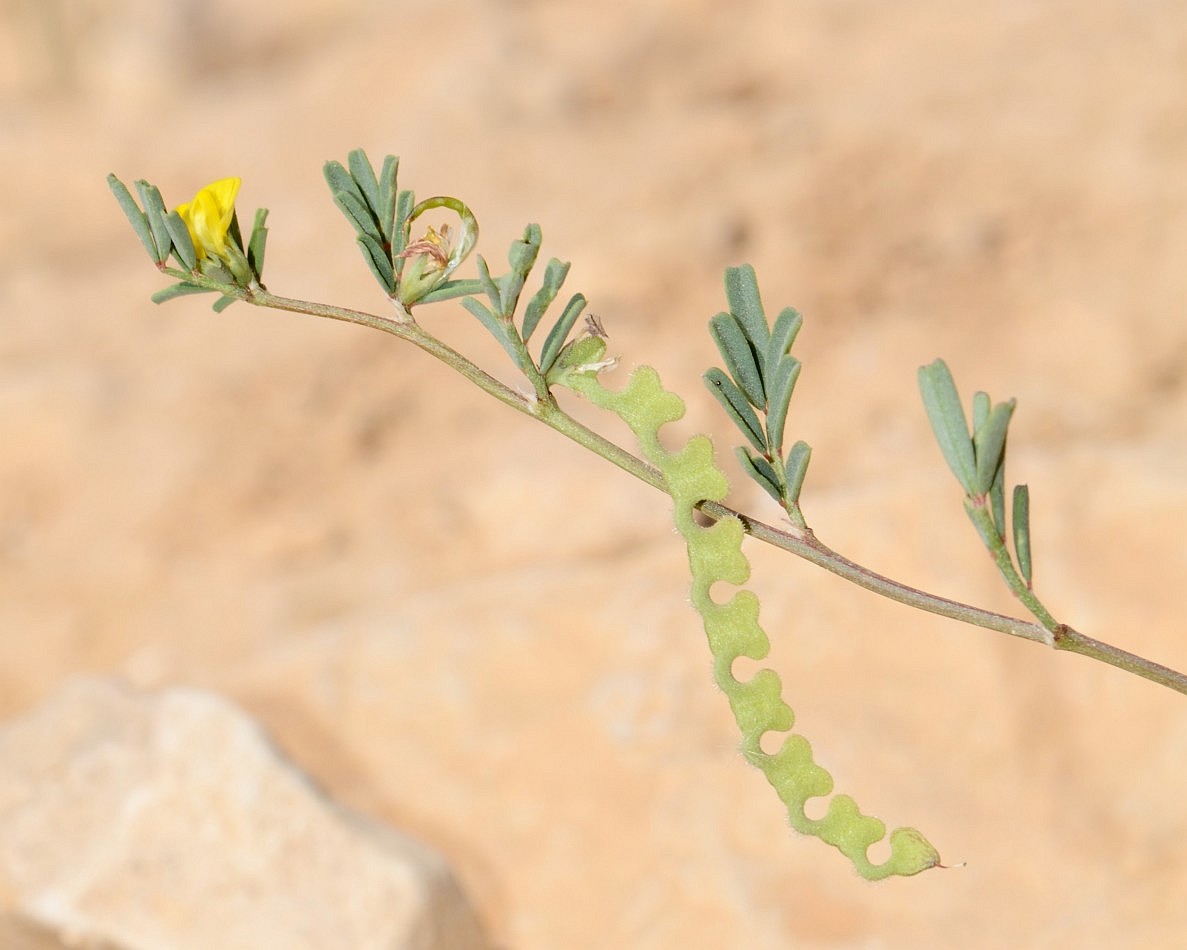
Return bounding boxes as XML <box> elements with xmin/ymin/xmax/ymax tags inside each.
<box><xmin>3</xmin><ymin>0</ymin><xmax>1187</xmax><ymax>946</ymax></box>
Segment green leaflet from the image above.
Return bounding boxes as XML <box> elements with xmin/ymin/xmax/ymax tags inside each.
<box><xmin>564</xmin><ymin>366</ymin><xmax>940</xmax><ymax>880</ymax></box>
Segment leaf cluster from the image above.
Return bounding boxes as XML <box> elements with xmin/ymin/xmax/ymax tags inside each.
<box><xmin>461</xmin><ymin>223</ymin><xmax>606</xmax><ymax>390</ymax></box>
<box><xmin>324</xmin><ymin>151</ymin><xmax>484</xmax><ymax>308</ymax></box>
<box><xmin>321</xmin><ymin>151</ymin><xmax>605</xmax><ymax>393</ymax></box>
<box><xmin>107</xmin><ymin>174</ymin><xmax>267</xmax><ymax>312</ymax></box>
<box><xmin>323</xmin><ymin>151</ymin><xmax>413</xmax><ymax>297</ymax></box>
<box><xmin>703</xmin><ymin>265</ymin><xmax>812</xmax><ymax>524</ymax></box>
<box><xmin>918</xmin><ymin>359</ymin><xmax>1032</xmax><ymax>584</ymax></box>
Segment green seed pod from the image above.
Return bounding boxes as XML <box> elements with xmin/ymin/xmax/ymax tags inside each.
<box><xmin>563</xmin><ymin>365</ymin><xmax>940</xmax><ymax>880</ymax></box>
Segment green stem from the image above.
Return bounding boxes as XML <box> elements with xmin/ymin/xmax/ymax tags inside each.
<box><xmin>503</xmin><ymin>320</ymin><xmax>553</xmax><ymax>403</ymax></box>
<box><xmin>1055</xmin><ymin>627</ymin><xmax>1187</xmax><ymax>691</ymax></box>
<box><xmin>964</xmin><ymin>500</ymin><xmax>1060</xmax><ymax>630</ymax></box>
<box><xmin>227</xmin><ymin>289</ymin><xmax>1187</xmax><ymax>697</ymax></box>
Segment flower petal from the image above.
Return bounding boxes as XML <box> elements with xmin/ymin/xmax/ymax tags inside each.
<box><xmin>175</xmin><ymin>178</ymin><xmax>242</xmax><ymax>261</ymax></box>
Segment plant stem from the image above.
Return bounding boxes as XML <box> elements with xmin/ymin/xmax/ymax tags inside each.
<box><xmin>964</xmin><ymin>500</ymin><xmax>1060</xmax><ymax>630</ymax></box>
<box><xmin>1055</xmin><ymin>627</ymin><xmax>1187</xmax><ymax>692</ymax></box>
<box><xmin>233</xmin><ymin>289</ymin><xmax>1187</xmax><ymax>697</ymax></box>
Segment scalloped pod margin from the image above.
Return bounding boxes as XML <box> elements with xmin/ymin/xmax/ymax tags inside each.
<box><xmin>563</xmin><ymin>366</ymin><xmax>940</xmax><ymax>880</ymax></box>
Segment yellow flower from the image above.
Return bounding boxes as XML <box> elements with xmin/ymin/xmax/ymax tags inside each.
<box><xmin>176</xmin><ymin>177</ymin><xmax>241</xmax><ymax>260</ymax></box>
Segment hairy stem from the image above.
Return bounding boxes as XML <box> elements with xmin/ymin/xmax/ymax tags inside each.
<box><xmin>234</xmin><ymin>289</ymin><xmax>1187</xmax><ymax>697</ymax></box>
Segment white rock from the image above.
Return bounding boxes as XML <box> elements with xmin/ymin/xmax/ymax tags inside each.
<box><xmin>0</xmin><ymin>677</ymin><xmax>489</xmax><ymax>950</ymax></box>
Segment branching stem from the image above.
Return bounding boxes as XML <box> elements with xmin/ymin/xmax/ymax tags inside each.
<box><xmin>226</xmin><ymin>286</ymin><xmax>1187</xmax><ymax>698</ymax></box>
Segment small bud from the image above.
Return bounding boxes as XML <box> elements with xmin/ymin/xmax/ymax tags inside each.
<box><xmin>397</xmin><ymin>196</ymin><xmax>478</xmax><ymax>306</ymax></box>
<box><xmin>545</xmin><ymin>333</ymin><xmax>616</xmax><ymax>387</ymax></box>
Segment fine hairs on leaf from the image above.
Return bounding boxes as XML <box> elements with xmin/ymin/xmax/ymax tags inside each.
<box><xmin>107</xmin><ymin>151</ymin><xmax>1187</xmax><ymax>882</ymax></box>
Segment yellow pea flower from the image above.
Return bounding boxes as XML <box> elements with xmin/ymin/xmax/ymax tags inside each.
<box><xmin>176</xmin><ymin>177</ymin><xmax>241</xmax><ymax>261</ymax></box>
